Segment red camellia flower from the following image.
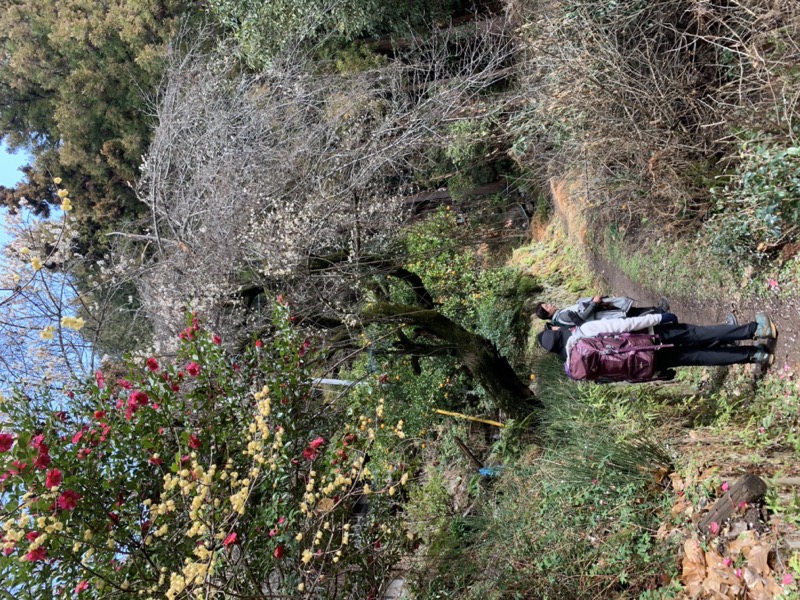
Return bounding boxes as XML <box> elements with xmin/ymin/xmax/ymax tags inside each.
<box><xmin>188</xmin><ymin>434</ymin><xmax>201</xmax><ymax>450</ymax></box>
<box><xmin>223</xmin><ymin>532</ymin><xmax>238</xmax><ymax>548</ymax></box>
<box><xmin>185</xmin><ymin>362</ymin><xmax>201</xmax><ymax>377</ymax></box>
<box><xmin>26</xmin><ymin>531</ymin><xmax>40</xmax><ymax>542</ymax></box>
<box><xmin>24</xmin><ymin>547</ymin><xmax>47</xmax><ymax>562</ymax></box>
<box><xmin>130</xmin><ymin>390</ymin><xmax>149</xmax><ymax>406</ymax></box>
<box><xmin>75</xmin><ymin>580</ymin><xmax>88</xmax><ymax>594</ymax></box>
<box><xmin>30</xmin><ymin>434</ymin><xmax>45</xmax><ymax>448</ymax></box>
<box><xmin>149</xmin><ymin>455</ymin><xmax>163</xmax><ymax>466</ymax></box>
<box><xmin>72</xmin><ymin>430</ymin><xmax>84</xmax><ymax>445</ymax></box>
<box><xmin>212</xmin><ymin>334</ymin><xmax>222</xmax><ymax>345</ymax></box>
<box><xmin>309</xmin><ymin>436</ymin><xmax>325</xmax><ymax>450</ymax></box>
<box><xmin>95</xmin><ymin>370</ymin><xmax>105</xmax><ymax>388</ymax></box>
<box><xmin>94</xmin><ymin>410</ymin><xmax>106</xmax><ymax>420</ymax></box>
<box><xmin>46</xmin><ymin>468</ymin><xmax>63</xmax><ymax>489</ymax></box>
<box><xmin>33</xmin><ymin>447</ymin><xmax>51</xmax><ymax>470</ymax></box>
<box><xmin>255</xmin><ymin>340</ymin><xmax>263</xmax><ymax>349</ymax></box>
<box><xmin>57</xmin><ymin>489</ymin><xmax>81</xmax><ymax>511</ymax></box>
<box><xmin>146</xmin><ymin>357</ymin><xmax>159</xmax><ymax>372</ymax></box>
<box><xmin>273</xmin><ymin>545</ymin><xmax>285</xmax><ymax>559</ymax></box>
<box><xmin>117</xmin><ymin>379</ymin><xmax>132</xmax><ymax>390</ymax></box>
<box><xmin>0</xmin><ymin>433</ymin><xmax>14</xmax><ymax>453</ymax></box>
<box><xmin>302</xmin><ymin>447</ymin><xmax>317</xmax><ymax>461</ymax></box>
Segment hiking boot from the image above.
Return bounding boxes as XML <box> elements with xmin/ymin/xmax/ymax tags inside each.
<box><xmin>725</xmin><ymin>312</ymin><xmax>738</xmax><ymax>326</ymax></box>
<box><xmin>752</xmin><ymin>344</ymin><xmax>774</xmax><ymax>366</ymax></box>
<box><xmin>658</xmin><ymin>297</ymin><xmax>670</xmax><ymax>312</ymax></box>
<box><xmin>754</xmin><ymin>312</ymin><xmax>777</xmax><ymax>339</ymax></box>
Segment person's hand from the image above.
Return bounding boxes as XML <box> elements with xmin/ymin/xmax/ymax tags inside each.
<box><xmin>592</xmin><ymin>295</ymin><xmax>603</xmax><ymax>303</ymax></box>
<box><xmin>660</xmin><ymin>312</ymin><xmax>678</xmax><ymax>325</ymax></box>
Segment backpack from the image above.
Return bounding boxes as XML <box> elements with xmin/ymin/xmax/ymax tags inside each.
<box><xmin>566</xmin><ymin>333</ymin><xmax>671</xmax><ymax>383</ymax></box>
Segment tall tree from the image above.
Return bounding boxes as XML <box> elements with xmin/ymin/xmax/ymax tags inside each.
<box><xmin>0</xmin><ymin>0</ymin><xmax>192</xmax><ymax>255</ymax></box>
<box><xmin>125</xmin><ymin>24</ymin><xmax>537</xmax><ymax>416</ymax></box>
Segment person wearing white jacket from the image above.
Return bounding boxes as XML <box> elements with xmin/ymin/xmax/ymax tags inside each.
<box><xmin>537</xmin><ymin>311</ymin><xmax>777</xmax><ymax>370</ymax></box>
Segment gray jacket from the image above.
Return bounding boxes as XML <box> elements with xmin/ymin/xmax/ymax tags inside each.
<box><xmin>552</xmin><ymin>296</ymin><xmax>635</xmax><ymax>328</ymax></box>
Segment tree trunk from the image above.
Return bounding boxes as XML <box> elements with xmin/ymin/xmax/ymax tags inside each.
<box><xmin>365</xmin><ymin>303</ymin><xmax>540</xmax><ymax>420</ymax></box>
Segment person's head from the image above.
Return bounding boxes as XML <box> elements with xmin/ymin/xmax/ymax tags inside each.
<box><xmin>536</xmin><ymin>327</ymin><xmax>569</xmax><ymax>360</ymax></box>
<box><xmin>535</xmin><ymin>302</ymin><xmax>557</xmax><ymax>320</ymax></box>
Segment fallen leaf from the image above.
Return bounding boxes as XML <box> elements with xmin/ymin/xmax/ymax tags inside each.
<box><xmin>728</xmin><ymin>531</ymin><xmax>757</xmax><ymax>556</ymax></box>
<box><xmin>682</xmin><ymin>538</ymin><xmax>706</xmax><ymax>597</ymax></box>
<box><xmin>746</xmin><ymin>544</ymin><xmax>771</xmax><ymax>577</ymax></box>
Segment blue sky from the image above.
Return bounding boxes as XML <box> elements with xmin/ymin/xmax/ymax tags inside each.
<box><xmin>0</xmin><ymin>140</ymin><xmax>29</xmax><ymax>187</ymax></box>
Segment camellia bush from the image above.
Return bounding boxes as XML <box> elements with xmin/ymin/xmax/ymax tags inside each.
<box><xmin>0</xmin><ymin>301</ymin><xmax>419</xmax><ymax>599</ymax></box>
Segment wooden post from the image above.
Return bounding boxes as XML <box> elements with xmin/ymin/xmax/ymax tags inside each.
<box><xmin>697</xmin><ymin>474</ymin><xmax>767</xmax><ymax>536</ymax></box>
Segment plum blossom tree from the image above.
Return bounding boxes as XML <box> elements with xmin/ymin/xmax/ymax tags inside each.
<box><xmin>126</xmin><ymin>23</ymin><xmax>537</xmax><ymax>415</ymax></box>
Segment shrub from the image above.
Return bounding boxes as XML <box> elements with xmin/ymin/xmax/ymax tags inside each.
<box><xmin>705</xmin><ymin>142</ymin><xmax>800</xmax><ymax>260</ymax></box>
<box><xmin>0</xmin><ymin>302</ymin><xmax>419</xmax><ymax>598</ymax></box>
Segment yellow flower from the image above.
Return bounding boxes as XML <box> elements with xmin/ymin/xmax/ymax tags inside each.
<box><xmin>19</xmin><ymin>247</ymin><xmax>30</xmax><ymax>255</ymax></box>
<box><xmin>39</xmin><ymin>325</ymin><xmax>55</xmax><ymax>341</ymax></box>
<box><xmin>57</xmin><ymin>189</ymin><xmax>69</xmax><ymax>198</ymax></box>
<box><xmin>301</xmin><ymin>549</ymin><xmax>313</xmax><ymax>564</ymax></box>
<box><xmin>61</xmin><ymin>198</ymin><xmax>72</xmax><ymax>212</ymax></box>
<box><xmin>53</xmin><ymin>177</ymin><xmax>62</xmax><ymax>184</ymax></box>
<box><xmin>61</xmin><ymin>316</ymin><xmax>85</xmax><ymax>331</ymax></box>
<box><xmin>30</xmin><ymin>256</ymin><xmax>43</xmax><ymax>271</ymax></box>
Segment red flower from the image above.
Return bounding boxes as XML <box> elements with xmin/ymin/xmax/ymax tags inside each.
<box><xmin>26</xmin><ymin>531</ymin><xmax>40</xmax><ymax>542</ymax></box>
<box><xmin>9</xmin><ymin>460</ymin><xmax>27</xmax><ymax>475</ymax></box>
<box><xmin>146</xmin><ymin>357</ymin><xmax>159</xmax><ymax>372</ymax></box>
<box><xmin>24</xmin><ymin>547</ymin><xmax>46</xmax><ymax>562</ymax></box>
<box><xmin>255</xmin><ymin>340</ymin><xmax>263</xmax><ymax>349</ymax></box>
<box><xmin>33</xmin><ymin>449</ymin><xmax>51</xmax><ymax>470</ymax></box>
<box><xmin>302</xmin><ymin>447</ymin><xmax>317</xmax><ymax>461</ymax></box>
<box><xmin>72</xmin><ymin>430</ymin><xmax>84</xmax><ymax>445</ymax></box>
<box><xmin>75</xmin><ymin>580</ymin><xmax>88</xmax><ymax>594</ymax></box>
<box><xmin>2</xmin><ymin>542</ymin><xmax>14</xmax><ymax>555</ymax></box>
<box><xmin>309</xmin><ymin>436</ymin><xmax>325</xmax><ymax>450</ymax></box>
<box><xmin>149</xmin><ymin>455</ymin><xmax>163</xmax><ymax>466</ymax></box>
<box><xmin>223</xmin><ymin>532</ymin><xmax>238</xmax><ymax>548</ymax></box>
<box><xmin>185</xmin><ymin>362</ymin><xmax>201</xmax><ymax>377</ymax></box>
<box><xmin>95</xmin><ymin>370</ymin><xmax>105</xmax><ymax>389</ymax></box>
<box><xmin>94</xmin><ymin>410</ymin><xmax>106</xmax><ymax>420</ymax></box>
<box><xmin>131</xmin><ymin>390</ymin><xmax>149</xmax><ymax>406</ymax></box>
<box><xmin>45</xmin><ymin>468</ymin><xmax>63</xmax><ymax>489</ymax></box>
<box><xmin>57</xmin><ymin>489</ymin><xmax>81</xmax><ymax>511</ymax></box>
<box><xmin>30</xmin><ymin>434</ymin><xmax>45</xmax><ymax>448</ymax></box>
<box><xmin>0</xmin><ymin>433</ymin><xmax>14</xmax><ymax>452</ymax></box>
<box><xmin>212</xmin><ymin>334</ymin><xmax>222</xmax><ymax>345</ymax></box>
<box><xmin>273</xmin><ymin>545</ymin><xmax>285</xmax><ymax>559</ymax></box>
<box><xmin>117</xmin><ymin>379</ymin><xmax>132</xmax><ymax>390</ymax></box>
<box><xmin>188</xmin><ymin>434</ymin><xmax>201</xmax><ymax>450</ymax></box>
<box><xmin>108</xmin><ymin>512</ymin><xmax>120</xmax><ymax>525</ymax></box>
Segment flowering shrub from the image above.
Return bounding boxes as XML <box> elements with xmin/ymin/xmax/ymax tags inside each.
<box><xmin>0</xmin><ymin>303</ymin><xmax>417</xmax><ymax>598</ymax></box>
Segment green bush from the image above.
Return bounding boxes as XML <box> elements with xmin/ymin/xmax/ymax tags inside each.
<box><xmin>705</xmin><ymin>142</ymin><xmax>800</xmax><ymax>260</ymax></box>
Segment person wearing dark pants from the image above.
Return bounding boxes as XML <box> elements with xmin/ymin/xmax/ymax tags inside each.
<box><xmin>654</xmin><ymin>321</ymin><xmax>765</xmax><ymax>368</ymax></box>
<box><xmin>537</xmin><ymin>311</ymin><xmax>777</xmax><ymax>370</ymax></box>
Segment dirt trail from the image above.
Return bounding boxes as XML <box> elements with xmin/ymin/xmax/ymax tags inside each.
<box><xmin>550</xmin><ymin>172</ymin><xmax>800</xmax><ymax>365</ymax></box>
<box><xmin>591</xmin><ymin>253</ymin><xmax>800</xmax><ymax>366</ymax></box>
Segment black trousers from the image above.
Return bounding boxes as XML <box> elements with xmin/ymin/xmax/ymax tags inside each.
<box><xmin>654</xmin><ymin>322</ymin><xmax>758</xmax><ymax>368</ymax></box>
